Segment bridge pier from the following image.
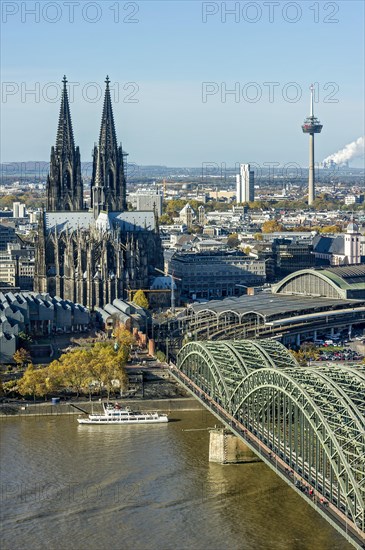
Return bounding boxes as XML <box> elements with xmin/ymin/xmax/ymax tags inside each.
<box><xmin>209</xmin><ymin>428</ymin><xmax>261</xmax><ymax>464</ymax></box>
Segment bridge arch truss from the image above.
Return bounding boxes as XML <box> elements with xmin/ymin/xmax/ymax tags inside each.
<box><xmin>176</xmin><ymin>340</ymin><xmax>365</xmax><ymax>534</ymax></box>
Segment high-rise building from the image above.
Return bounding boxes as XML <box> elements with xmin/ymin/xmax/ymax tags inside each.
<box><xmin>127</xmin><ymin>190</ymin><xmax>163</xmax><ymax>216</ymax></box>
<box><xmin>34</xmin><ymin>76</ymin><xmax>163</xmax><ymax>309</ymax></box>
<box><xmin>236</xmin><ymin>164</ymin><xmax>254</xmax><ymax>204</ymax></box>
<box><xmin>13</xmin><ymin>202</ymin><xmax>26</xmax><ymax>218</ymax></box>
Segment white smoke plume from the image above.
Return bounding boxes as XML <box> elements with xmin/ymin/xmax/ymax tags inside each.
<box><xmin>323</xmin><ymin>136</ymin><xmax>365</xmax><ymax>165</ymax></box>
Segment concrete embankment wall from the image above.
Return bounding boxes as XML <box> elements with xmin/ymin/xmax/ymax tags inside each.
<box><xmin>0</xmin><ymin>397</ymin><xmax>203</xmax><ymax>418</ymax></box>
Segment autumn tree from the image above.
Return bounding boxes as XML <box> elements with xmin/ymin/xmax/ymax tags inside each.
<box><xmin>49</xmin><ymin>349</ymin><xmax>92</xmax><ymax>397</ymax></box>
<box><xmin>87</xmin><ymin>343</ymin><xmax>128</xmax><ymax>399</ymax></box>
<box><xmin>320</xmin><ymin>225</ymin><xmax>342</xmax><ymax>234</ymax></box>
<box><xmin>13</xmin><ymin>348</ymin><xmax>31</xmax><ymax>369</ymax></box>
<box><xmin>18</xmin><ymin>364</ymin><xmax>48</xmax><ymax>401</ymax></box>
<box><xmin>45</xmin><ymin>360</ymin><xmax>66</xmax><ymax>395</ymax></box>
<box><xmin>17</xmin><ymin>341</ymin><xmax>130</xmax><ymax>400</ymax></box>
<box><xmin>262</xmin><ymin>220</ymin><xmax>285</xmax><ymax>233</ymax></box>
<box><xmin>290</xmin><ymin>343</ymin><xmax>319</xmax><ymax>367</ymax></box>
<box><xmin>133</xmin><ymin>290</ymin><xmax>149</xmax><ymax>309</ymax></box>
<box><xmin>3</xmin><ymin>379</ymin><xmax>18</xmax><ymax>396</ymax></box>
<box><xmin>113</xmin><ymin>324</ymin><xmax>135</xmax><ymax>349</ymax></box>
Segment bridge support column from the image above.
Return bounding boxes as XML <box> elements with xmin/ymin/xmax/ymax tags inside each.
<box><xmin>209</xmin><ymin>428</ymin><xmax>260</xmax><ymax>464</ymax></box>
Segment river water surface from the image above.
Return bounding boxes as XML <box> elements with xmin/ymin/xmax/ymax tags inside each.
<box><xmin>1</xmin><ymin>409</ymin><xmax>350</xmax><ymax>550</ymax></box>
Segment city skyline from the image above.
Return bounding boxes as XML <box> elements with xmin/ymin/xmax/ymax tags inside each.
<box><xmin>1</xmin><ymin>1</ymin><xmax>364</xmax><ymax>167</ymax></box>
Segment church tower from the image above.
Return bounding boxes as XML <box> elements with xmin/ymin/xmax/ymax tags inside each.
<box><xmin>91</xmin><ymin>76</ymin><xmax>127</xmax><ymax>217</ymax></box>
<box><xmin>344</xmin><ymin>219</ymin><xmax>361</xmax><ymax>265</ymax></box>
<box><xmin>46</xmin><ymin>76</ymin><xmax>83</xmax><ymax>211</ymax></box>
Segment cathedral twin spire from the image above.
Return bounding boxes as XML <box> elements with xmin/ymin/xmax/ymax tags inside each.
<box><xmin>47</xmin><ymin>75</ymin><xmax>126</xmax><ymax>216</ymax></box>
<box><xmin>47</xmin><ymin>76</ymin><xmax>83</xmax><ymax>212</ymax></box>
<box><xmin>91</xmin><ymin>76</ymin><xmax>127</xmax><ymax>217</ymax></box>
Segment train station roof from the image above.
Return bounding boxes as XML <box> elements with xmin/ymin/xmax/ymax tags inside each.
<box><xmin>272</xmin><ymin>266</ymin><xmax>365</xmax><ymax>300</ymax></box>
<box><xmin>187</xmin><ymin>293</ymin><xmax>360</xmax><ymax>322</ymax></box>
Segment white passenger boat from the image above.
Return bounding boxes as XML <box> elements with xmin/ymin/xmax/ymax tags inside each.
<box><xmin>77</xmin><ymin>402</ymin><xmax>169</xmax><ymax>425</ymax></box>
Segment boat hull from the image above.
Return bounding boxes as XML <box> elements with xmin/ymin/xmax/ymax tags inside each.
<box><xmin>78</xmin><ymin>416</ymin><xmax>168</xmax><ymax>425</ymax></box>
<box><xmin>77</xmin><ymin>403</ymin><xmax>169</xmax><ymax>425</ymax></box>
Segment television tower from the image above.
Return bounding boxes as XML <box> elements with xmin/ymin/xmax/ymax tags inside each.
<box><xmin>302</xmin><ymin>84</ymin><xmax>323</xmax><ymax>205</ymax></box>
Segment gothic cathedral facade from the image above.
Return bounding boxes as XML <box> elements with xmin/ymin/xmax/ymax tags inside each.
<box><xmin>34</xmin><ymin>76</ymin><xmax>163</xmax><ymax>309</ymax></box>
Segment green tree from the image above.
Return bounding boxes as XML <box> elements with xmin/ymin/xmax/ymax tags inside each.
<box><xmin>159</xmin><ymin>213</ymin><xmax>173</xmax><ymax>225</ymax></box>
<box><xmin>189</xmin><ymin>224</ymin><xmax>203</xmax><ymax>234</ymax></box>
<box><xmin>0</xmin><ymin>195</ymin><xmax>18</xmax><ymax>209</ymax></box>
<box><xmin>18</xmin><ymin>331</ymin><xmax>33</xmax><ymax>350</ymax></box>
<box><xmin>248</xmin><ymin>200</ymin><xmax>273</xmax><ymax>210</ymax></box>
<box><xmin>155</xmin><ymin>350</ymin><xmax>166</xmax><ymax>362</ymax></box>
<box><xmin>133</xmin><ymin>290</ymin><xmax>149</xmax><ymax>309</ymax></box>
<box><xmin>165</xmin><ymin>199</ymin><xmax>188</xmax><ymax>217</ymax></box>
<box><xmin>227</xmin><ymin>233</ymin><xmax>240</xmax><ymax>248</ymax></box>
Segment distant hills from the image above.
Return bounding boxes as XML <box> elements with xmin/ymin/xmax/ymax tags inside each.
<box><xmin>1</xmin><ymin>162</ymin><xmax>363</xmax><ymax>185</ymax></box>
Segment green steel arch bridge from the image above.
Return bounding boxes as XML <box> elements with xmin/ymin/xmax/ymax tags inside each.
<box><xmin>169</xmin><ymin>339</ymin><xmax>365</xmax><ymax>548</ymax></box>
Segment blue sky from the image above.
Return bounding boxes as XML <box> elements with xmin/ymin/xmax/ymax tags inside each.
<box><xmin>1</xmin><ymin>0</ymin><xmax>364</xmax><ymax>167</ymax></box>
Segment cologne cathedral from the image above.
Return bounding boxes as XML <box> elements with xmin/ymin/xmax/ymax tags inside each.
<box><xmin>34</xmin><ymin>76</ymin><xmax>163</xmax><ymax>309</ymax></box>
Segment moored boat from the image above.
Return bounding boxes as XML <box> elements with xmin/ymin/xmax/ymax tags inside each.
<box><xmin>77</xmin><ymin>402</ymin><xmax>169</xmax><ymax>425</ymax></box>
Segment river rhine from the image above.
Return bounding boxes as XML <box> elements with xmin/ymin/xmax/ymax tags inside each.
<box><xmin>1</xmin><ymin>409</ymin><xmax>350</xmax><ymax>550</ymax></box>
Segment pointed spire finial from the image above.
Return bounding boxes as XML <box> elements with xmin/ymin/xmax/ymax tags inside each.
<box><xmin>56</xmin><ymin>75</ymin><xmax>74</xmax><ymax>153</ymax></box>
<box><xmin>99</xmin><ymin>75</ymin><xmax>117</xmax><ymax>153</ymax></box>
